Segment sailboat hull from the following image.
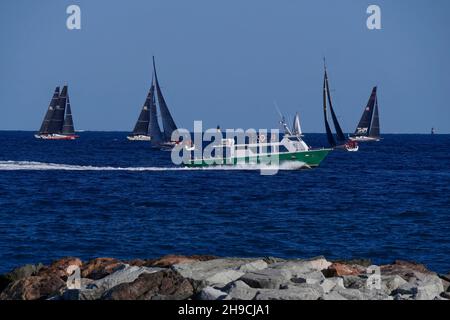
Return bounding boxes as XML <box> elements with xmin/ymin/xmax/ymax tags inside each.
<box><xmin>186</xmin><ymin>149</ymin><xmax>331</xmax><ymax>168</ymax></box>
<box><xmin>127</xmin><ymin>135</ymin><xmax>152</xmax><ymax>141</ymax></box>
<box><xmin>349</xmin><ymin>136</ymin><xmax>380</xmax><ymax>142</ymax></box>
<box><xmin>34</xmin><ymin>134</ymin><xmax>78</xmax><ymax>140</ymax></box>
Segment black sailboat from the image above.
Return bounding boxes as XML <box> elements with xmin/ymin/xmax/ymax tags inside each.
<box><xmin>322</xmin><ymin>62</ymin><xmax>358</xmax><ymax>151</ymax></box>
<box><xmin>128</xmin><ymin>57</ymin><xmax>178</xmax><ymax>147</ymax></box>
<box><xmin>35</xmin><ymin>85</ymin><xmax>78</xmax><ymax>140</ymax></box>
<box><xmin>127</xmin><ymin>79</ymin><xmax>155</xmax><ymax>141</ymax></box>
<box><xmin>350</xmin><ymin>87</ymin><xmax>381</xmax><ymax>142</ymax></box>
<box><xmin>152</xmin><ymin>56</ymin><xmax>178</xmax><ymax>147</ymax></box>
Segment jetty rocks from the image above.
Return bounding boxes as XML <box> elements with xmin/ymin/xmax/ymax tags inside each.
<box><xmin>0</xmin><ymin>255</ymin><xmax>449</xmax><ymax>300</ymax></box>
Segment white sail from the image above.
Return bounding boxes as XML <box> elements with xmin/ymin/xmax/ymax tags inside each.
<box><xmin>292</xmin><ymin>113</ymin><xmax>302</xmax><ymax>136</ymax></box>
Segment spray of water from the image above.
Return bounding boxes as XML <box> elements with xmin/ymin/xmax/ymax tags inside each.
<box><xmin>0</xmin><ymin>161</ymin><xmax>308</xmax><ymax>171</ymax></box>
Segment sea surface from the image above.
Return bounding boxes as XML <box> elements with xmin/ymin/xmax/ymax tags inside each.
<box><xmin>0</xmin><ymin>131</ymin><xmax>449</xmax><ymax>274</ymax></box>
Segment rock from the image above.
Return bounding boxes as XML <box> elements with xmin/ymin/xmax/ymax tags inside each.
<box><xmin>381</xmin><ymin>275</ymin><xmax>407</xmax><ymax>294</ymax></box>
<box><xmin>0</xmin><ymin>263</ymin><xmax>44</xmax><ymax>293</ymax></box>
<box><xmin>255</xmin><ymin>284</ymin><xmax>323</xmax><ymax>300</ymax></box>
<box><xmin>392</xmin><ymin>274</ymin><xmax>444</xmax><ymax>300</ymax></box>
<box><xmin>291</xmin><ymin>271</ymin><xmax>325</xmax><ymax>285</ymax></box>
<box><xmin>0</xmin><ymin>274</ymin><xmax>65</xmax><ymax>300</ymax></box>
<box><xmin>81</xmin><ymin>258</ymin><xmax>124</xmax><ymax>280</ymax></box>
<box><xmin>320</xmin><ymin>277</ymin><xmax>344</xmax><ymax>294</ymax></box>
<box><xmin>342</xmin><ymin>275</ymin><xmax>367</xmax><ymax>290</ymax></box>
<box><xmin>223</xmin><ymin>280</ymin><xmax>259</xmax><ymax>300</ymax></box>
<box><xmin>438</xmin><ymin>273</ymin><xmax>450</xmax><ymax>292</ymax></box>
<box><xmin>323</xmin><ymin>263</ymin><xmax>365</xmax><ymax>277</ymax></box>
<box><xmin>172</xmin><ymin>259</ymin><xmax>255</xmax><ymax>286</ymax></box>
<box><xmin>150</xmin><ymin>255</ymin><xmax>199</xmax><ymax>267</ymax></box>
<box><xmin>73</xmin><ymin>264</ymin><xmax>162</xmax><ymax>300</ymax></box>
<box><xmin>239</xmin><ymin>269</ymin><xmax>291</xmax><ymax>289</ymax></box>
<box><xmin>334</xmin><ymin>259</ymin><xmax>372</xmax><ymax>268</ymax></box>
<box><xmin>153</xmin><ymin>255</ymin><xmax>217</xmax><ymax>268</ymax></box>
<box><xmin>270</xmin><ymin>257</ymin><xmax>331</xmax><ymax>277</ymax></box>
<box><xmin>235</xmin><ymin>260</ymin><xmax>268</xmax><ymax>273</ymax></box>
<box><xmin>332</xmin><ymin>287</ymin><xmax>365</xmax><ymax>300</ymax></box>
<box><xmin>414</xmin><ymin>275</ymin><xmax>445</xmax><ymax>300</ymax></box>
<box><xmin>440</xmin><ymin>291</ymin><xmax>450</xmax><ymax>299</ymax></box>
<box><xmin>321</xmin><ymin>291</ymin><xmax>347</xmax><ymax>300</ymax></box>
<box><xmin>263</xmin><ymin>257</ymin><xmax>286</xmax><ymax>265</ymax></box>
<box><xmin>39</xmin><ymin>257</ymin><xmax>82</xmax><ymax>279</ymax></box>
<box><xmin>102</xmin><ymin>269</ymin><xmax>194</xmax><ymax>300</ymax></box>
<box><xmin>198</xmin><ymin>286</ymin><xmax>229</xmax><ymax>300</ymax></box>
<box><xmin>381</xmin><ymin>260</ymin><xmax>434</xmax><ymax>281</ymax></box>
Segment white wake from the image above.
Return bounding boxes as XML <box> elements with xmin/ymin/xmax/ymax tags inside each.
<box><xmin>0</xmin><ymin>160</ymin><xmax>307</xmax><ymax>171</ymax></box>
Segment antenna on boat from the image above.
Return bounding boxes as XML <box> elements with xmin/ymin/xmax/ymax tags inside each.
<box><xmin>274</xmin><ymin>100</ymin><xmax>292</xmax><ymax>136</ymax></box>
<box><xmin>274</xmin><ymin>100</ymin><xmax>283</xmax><ymax>119</ymax></box>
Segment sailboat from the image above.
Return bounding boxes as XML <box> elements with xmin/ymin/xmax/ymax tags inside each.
<box><xmin>152</xmin><ymin>57</ymin><xmax>179</xmax><ymax>149</ymax></box>
<box><xmin>322</xmin><ymin>63</ymin><xmax>358</xmax><ymax>152</ymax></box>
<box><xmin>127</xmin><ymin>76</ymin><xmax>159</xmax><ymax>141</ymax></box>
<box><xmin>128</xmin><ymin>57</ymin><xmax>178</xmax><ymax>148</ymax></box>
<box><xmin>350</xmin><ymin>87</ymin><xmax>381</xmax><ymax>142</ymax></box>
<box><xmin>35</xmin><ymin>85</ymin><xmax>78</xmax><ymax>140</ymax></box>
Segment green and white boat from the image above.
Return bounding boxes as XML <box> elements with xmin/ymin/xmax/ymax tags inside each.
<box><xmin>185</xmin><ymin>115</ymin><xmax>332</xmax><ymax>169</ymax></box>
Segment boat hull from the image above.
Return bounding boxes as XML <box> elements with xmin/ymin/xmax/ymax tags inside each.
<box><xmin>127</xmin><ymin>135</ymin><xmax>152</xmax><ymax>141</ymax></box>
<box><xmin>34</xmin><ymin>134</ymin><xmax>78</xmax><ymax>140</ymax></box>
<box><xmin>349</xmin><ymin>136</ymin><xmax>380</xmax><ymax>142</ymax></box>
<box><xmin>185</xmin><ymin>149</ymin><xmax>332</xmax><ymax>168</ymax></box>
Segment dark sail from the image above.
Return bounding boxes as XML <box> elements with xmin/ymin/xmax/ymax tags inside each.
<box><xmin>39</xmin><ymin>86</ymin><xmax>60</xmax><ymax>134</ymax></box>
<box><xmin>325</xmin><ymin>69</ymin><xmax>346</xmax><ymax>142</ymax></box>
<box><xmin>148</xmin><ymin>82</ymin><xmax>163</xmax><ymax>145</ymax></box>
<box><xmin>131</xmin><ymin>87</ymin><xmax>152</xmax><ymax>136</ymax></box>
<box><xmin>62</xmin><ymin>93</ymin><xmax>75</xmax><ymax>135</ymax></box>
<box><xmin>153</xmin><ymin>56</ymin><xmax>177</xmax><ymax>142</ymax></box>
<box><xmin>354</xmin><ymin>87</ymin><xmax>377</xmax><ymax>137</ymax></box>
<box><xmin>369</xmin><ymin>93</ymin><xmax>380</xmax><ymax>138</ymax></box>
<box><xmin>323</xmin><ymin>75</ymin><xmax>336</xmax><ymax>147</ymax></box>
<box><xmin>47</xmin><ymin>85</ymin><xmax>67</xmax><ymax>134</ymax></box>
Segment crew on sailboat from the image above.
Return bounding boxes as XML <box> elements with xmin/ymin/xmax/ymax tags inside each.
<box><xmin>35</xmin><ymin>84</ymin><xmax>79</xmax><ymax>140</ymax></box>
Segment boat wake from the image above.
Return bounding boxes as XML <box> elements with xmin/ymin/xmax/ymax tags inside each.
<box><xmin>0</xmin><ymin>161</ymin><xmax>308</xmax><ymax>172</ymax></box>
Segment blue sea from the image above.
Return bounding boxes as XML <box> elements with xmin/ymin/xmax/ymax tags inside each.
<box><xmin>0</xmin><ymin>131</ymin><xmax>449</xmax><ymax>274</ymax></box>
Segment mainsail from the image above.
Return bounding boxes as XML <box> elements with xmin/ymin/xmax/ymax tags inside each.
<box><xmin>148</xmin><ymin>81</ymin><xmax>163</xmax><ymax>144</ymax></box>
<box><xmin>39</xmin><ymin>86</ymin><xmax>60</xmax><ymax>134</ymax></box>
<box><xmin>353</xmin><ymin>86</ymin><xmax>378</xmax><ymax>138</ymax></box>
<box><xmin>62</xmin><ymin>93</ymin><xmax>75</xmax><ymax>135</ymax></box>
<box><xmin>47</xmin><ymin>85</ymin><xmax>67</xmax><ymax>134</ymax></box>
<box><xmin>324</xmin><ymin>69</ymin><xmax>346</xmax><ymax>143</ymax></box>
<box><xmin>131</xmin><ymin>86</ymin><xmax>152</xmax><ymax>136</ymax></box>
<box><xmin>369</xmin><ymin>92</ymin><xmax>380</xmax><ymax>138</ymax></box>
<box><xmin>153</xmin><ymin>56</ymin><xmax>177</xmax><ymax>142</ymax></box>
<box><xmin>323</xmin><ymin>74</ymin><xmax>336</xmax><ymax>147</ymax></box>
<box><xmin>292</xmin><ymin>113</ymin><xmax>302</xmax><ymax>136</ymax></box>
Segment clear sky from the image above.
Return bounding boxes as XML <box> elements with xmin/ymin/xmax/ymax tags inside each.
<box><xmin>1</xmin><ymin>0</ymin><xmax>449</xmax><ymax>133</ymax></box>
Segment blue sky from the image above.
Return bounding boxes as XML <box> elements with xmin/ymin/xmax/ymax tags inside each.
<box><xmin>1</xmin><ymin>0</ymin><xmax>449</xmax><ymax>133</ymax></box>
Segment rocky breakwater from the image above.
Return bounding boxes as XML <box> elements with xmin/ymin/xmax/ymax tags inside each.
<box><xmin>0</xmin><ymin>255</ymin><xmax>449</xmax><ymax>300</ymax></box>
